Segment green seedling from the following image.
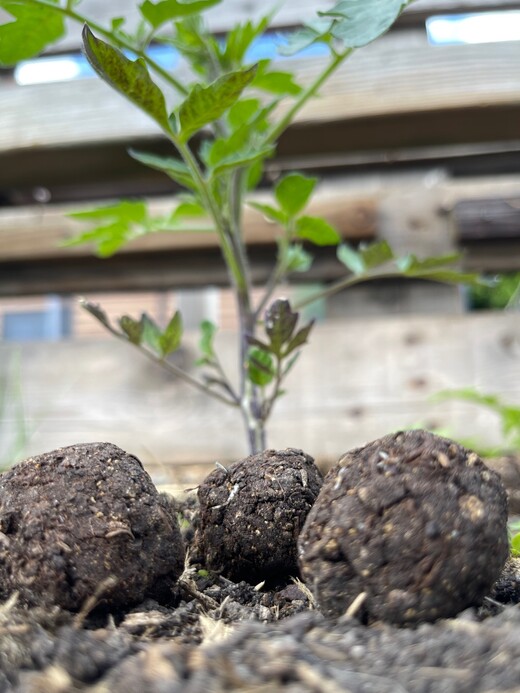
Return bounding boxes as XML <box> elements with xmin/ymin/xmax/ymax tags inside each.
<box><xmin>0</xmin><ymin>0</ymin><xmax>480</xmax><ymax>454</ymax></box>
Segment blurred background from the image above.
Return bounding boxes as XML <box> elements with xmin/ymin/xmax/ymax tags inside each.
<box><xmin>1</xmin><ymin>0</ymin><xmax>520</xmax><ymax>486</ymax></box>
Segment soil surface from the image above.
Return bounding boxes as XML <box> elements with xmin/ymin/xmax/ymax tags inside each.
<box><xmin>1</xmin><ymin>490</ymin><xmax>519</xmax><ymax>693</ymax></box>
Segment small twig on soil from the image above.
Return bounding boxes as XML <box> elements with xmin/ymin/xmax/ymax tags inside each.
<box><xmin>73</xmin><ymin>576</ymin><xmax>119</xmax><ymax>629</ymax></box>
<box><xmin>343</xmin><ymin>591</ymin><xmax>367</xmax><ymax>620</ymax></box>
<box><xmin>291</xmin><ymin>577</ymin><xmax>316</xmax><ymax>609</ymax></box>
<box><xmin>179</xmin><ymin>578</ymin><xmax>219</xmax><ymax>611</ymax></box>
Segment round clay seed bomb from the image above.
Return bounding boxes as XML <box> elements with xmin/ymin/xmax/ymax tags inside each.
<box><xmin>0</xmin><ymin>442</ymin><xmax>184</xmax><ymax>611</ymax></box>
<box><xmin>298</xmin><ymin>430</ymin><xmax>509</xmax><ymax>625</ymax></box>
<box><xmin>197</xmin><ymin>448</ymin><xmax>323</xmax><ymax>583</ymax></box>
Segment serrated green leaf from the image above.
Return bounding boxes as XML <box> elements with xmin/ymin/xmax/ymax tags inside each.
<box><xmin>176</xmin><ymin>66</ymin><xmax>257</xmax><ymax>142</ymax></box>
<box><xmin>209</xmin><ymin>145</ymin><xmax>274</xmax><ymax>177</ymax></box>
<box><xmin>279</xmin><ymin>20</ymin><xmax>332</xmax><ymax>57</ymax></box>
<box><xmin>159</xmin><ymin>311</ymin><xmax>183</xmax><ymax>356</ymax></box>
<box><xmin>265</xmin><ymin>299</ymin><xmax>298</xmax><ymax>356</ymax></box>
<box><xmin>246</xmin><ymin>335</ymin><xmax>273</xmax><ymax>353</ymax></box>
<box><xmin>141</xmin><ymin>314</ymin><xmax>162</xmax><ymax>352</ymax></box>
<box><xmin>249</xmin><ymin>202</ymin><xmax>287</xmax><ymax>226</ymax></box>
<box><xmin>82</xmin><ymin>26</ymin><xmax>170</xmax><ymax>132</ymax></box>
<box><xmin>139</xmin><ymin>0</ymin><xmax>221</xmax><ymax>29</ymax></box>
<box><xmin>275</xmin><ymin>174</ymin><xmax>316</xmax><ymax>218</ymax></box>
<box><xmin>222</xmin><ymin>14</ymin><xmax>271</xmax><ymax>66</ymax></box>
<box><xmin>228</xmin><ymin>98</ymin><xmax>262</xmax><ymax>130</ymax></box>
<box><xmin>0</xmin><ymin>0</ymin><xmax>65</xmax><ymax>65</ymax></box>
<box><xmin>321</xmin><ymin>0</ymin><xmax>415</xmax><ymax>49</ymax></box>
<box><xmin>69</xmin><ymin>200</ymin><xmax>148</xmax><ymax>223</ymax></box>
<box><xmin>252</xmin><ymin>69</ymin><xmax>302</xmax><ymax>96</ymax></box>
<box><xmin>337</xmin><ymin>244</ymin><xmax>366</xmax><ymax>274</ymax></box>
<box><xmin>248</xmin><ymin>347</ymin><xmax>275</xmax><ymax>386</ymax></box>
<box><xmin>358</xmin><ymin>240</ymin><xmax>395</xmax><ymax>269</ymax></box>
<box><xmin>62</xmin><ymin>221</ymin><xmax>130</xmax><ymax>258</ymax></box>
<box><xmin>128</xmin><ymin>149</ymin><xmax>197</xmax><ymax>190</ymax></box>
<box><xmin>295</xmin><ymin>216</ymin><xmax>341</xmax><ymax>246</ymax></box>
<box><xmin>171</xmin><ymin>199</ymin><xmax>207</xmax><ymax>218</ymax></box>
<box><xmin>284</xmin><ymin>244</ymin><xmax>313</xmax><ymax>273</ymax></box>
<box><xmin>119</xmin><ymin>315</ymin><xmax>144</xmax><ymax>345</ymax></box>
<box><xmin>284</xmin><ymin>321</ymin><xmax>315</xmax><ymax>356</ymax></box>
<box><xmin>396</xmin><ymin>253</ymin><xmax>461</xmax><ymax>273</ymax></box>
<box><xmin>405</xmin><ymin>268</ymin><xmax>481</xmax><ymax>287</ymax></box>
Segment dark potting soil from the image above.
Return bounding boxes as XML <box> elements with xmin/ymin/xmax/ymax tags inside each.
<box><xmin>1</xmin><ymin>438</ymin><xmax>519</xmax><ymax>692</ymax></box>
<box><xmin>1</xmin><ymin>517</ymin><xmax>519</xmax><ymax>693</ymax></box>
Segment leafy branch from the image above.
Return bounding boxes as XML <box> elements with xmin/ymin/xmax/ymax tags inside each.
<box><xmin>0</xmin><ymin>0</ymin><xmax>479</xmax><ymax>454</ymax></box>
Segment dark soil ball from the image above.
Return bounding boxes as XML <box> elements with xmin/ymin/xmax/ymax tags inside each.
<box><xmin>298</xmin><ymin>430</ymin><xmax>509</xmax><ymax>625</ymax></box>
<box><xmin>0</xmin><ymin>442</ymin><xmax>184</xmax><ymax>611</ymax></box>
<box><xmin>197</xmin><ymin>448</ymin><xmax>323</xmax><ymax>583</ymax></box>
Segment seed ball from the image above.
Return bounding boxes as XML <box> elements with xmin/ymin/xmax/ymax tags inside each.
<box><xmin>0</xmin><ymin>442</ymin><xmax>184</xmax><ymax>610</ymax></box>
<box><xmin>197</xmin><ymin>448</ymin><xmax>323</xmax><ymax>583</ymax></box>
<box><xmin>298</xmin><ymin>430</ymin><xmax>509</xmax><ymax>624</ymax></box>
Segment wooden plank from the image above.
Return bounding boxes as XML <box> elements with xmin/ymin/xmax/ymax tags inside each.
<box><xmin>0</xmin><ymin>182</ymin><xmax>376</xmax><ymax>261</ymax></box>
<box><xmin>2</xmin><ymin>30</ymin><xmax>520</xmax><ymax>155</ymax></box>
<box><xmin>1</xmin><ymin>313</ymin><xmax>519</xmax><ymax>471</ymax></box>
<box><xmin>26</xmin><ymin>0</ymin><xmax>520</xmax><ymax>53</ymax></box>
<box><xmin>4</xmin><ymin>173</ymin><xmax>520</xmax><ymax>295</ymax></box>
<box><xmin>454</xmin><ymin>198</ymin><xmax>520</xmax><ymax>241</ymax></box>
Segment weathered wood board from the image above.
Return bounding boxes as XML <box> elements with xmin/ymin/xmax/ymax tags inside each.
<box><xmin>2</xmin><ymin>28</ymin><xmax>520</xmax><ymax>156</ymax></box>
<box><xmin>1</xmin><ymin>313</ymin><xmax>519</xmax><ymax>485</ymax></box>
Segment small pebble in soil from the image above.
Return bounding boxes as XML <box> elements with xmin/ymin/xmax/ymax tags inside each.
<box><xmin>196</xmin><ymin>448</ymin><xmax>323</xmax><ymax>583</ymax></box>
<box><xmin>0</xmin><ymin>442</ymin><xmax>184</xmax><ymax>611</ymax></box>
<box><xmin>298</xmin><ymin>429</ymin><xmax>509</xmax><ymax>625</ymax></box>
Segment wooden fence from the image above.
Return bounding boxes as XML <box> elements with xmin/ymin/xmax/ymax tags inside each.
<box><xmin>1</xmin><ymin>312</ymin><xmax>519</xmax><ymax>484</ymax></box>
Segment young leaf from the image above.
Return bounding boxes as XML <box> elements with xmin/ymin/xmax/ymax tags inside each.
<box><xmin>320</xmin><ymin>0</ymin><xmax>415</xmax><ymax>49</ymax></box>
<box><xmin>396</xmin><ymin>254</ymin><xmax>481</xmax><ymax>287</ymax></box>
<box><xmin>359</xmin><ymin>240</ymin><xmax>395</xmax><ymax>269</ymax></box>
<box><xmin>275</xmin><ymin>174</ymin><xmax>317</xmax><ymax>218</ymax></box>
<box><xmin>279</xmin><ymin>20</ymin><xmax>333</xmax><ymax>57</ymax></box>
<box><xmin>171</xmin><ymin>199</ymin><xmax>207</xmax><ymax>218</ymax></box>
<box><xmin>65</xmin><ymin>201</ymin><xmax>149</xmax><ymax>257</ymax></box>
<box><xmin>82</xmin><ymin>26</ymin><xmax>171</xmax><ymax>132</ymax></box>
<box><xmin>119</xmin><ymin>315</ymin><xmax>144</xmax><ymax>345</ymax></box>
<box><xmin>176</xmin><ymin>66</ymin><xmax>258</xmax><ymax>143</ymax></box>
<box><xmin>221</xmin><ymin>15</ymin><xmax>271</xmax><ymax>67</ymax></box>
<box><xmin>139</xmin><ymin>0</ymin><xmax>221</xmax><ymax>29</ymax></box>
<box><xmin>264</xmin><ymin>299</ymin><xmax>298</xmax><ymax>356</ymax></box>
<box><xmin>284</xmin><ymin>244</ymin><xmax>313</xmax><ymax>273</ymax></box>
<box><xmin>69</xmin><ymin>200</ymin><xmax>148</xmax><ymax>224</ymax></box>
<box><xmin>295</xmin><ymin>216</ymin><xmax>341</xmax><ymax>246</ymax></box>
<box><xmin>210</xmin><ymin>147</ymin><xmax>274</xmax><ymax>178</ymax></box>
<box><xmin>159</xmin><ymin>311</ymin><xmax>183</xmax><ymax>356</ymax></box>
<box><xmin>62</xmin><ymin>221</ymin><xmax>130</xmax><ymax>258</ymax></box>
<box><xmin>0</xmin><ymin>0</ymin><xmax>65</xmax><ymax>65</ymax></box>
<box><xmin>248</xmin><ymin>202</ymin><xmax>288</xmax><ymax>226</ymax></box>
<box><xmin>396</xmin><ymin>253</ymin><xmax>461</xmax><ymax>273</ymax></box>
<box><xmin>511</xmin><ymin>533</ymin><xmax>520</xmax><ymax>557</ymax></box>
<box><xmin>80</xmin><ymin>300</ymin><xmax>114</xmax><ymax>333</ymax></box>
<box><xmin>141</xmin><ymin>314</ymin><xmax>162</xmax><ymax>352</ymax></box>
<box><xmin>199</xmin><ymin>320</ymin><xmax>217</xmax><ymax>359</ymax></box>
<box><xmin>228</xmin><ymin>98</ymin><xmax>262</xmax><ymax>130</ymax></box>
<box><xmin>252</xmin><ymin>69</ymin><xmax>302</xmax><ymax>97</ymax></box>
<box><xmin>284</xmin><ymin>321</ymin><xmax>315</xmax><ymax>356</ymax></box>
<box><xmin>337</xmin><ymin>244</ymin><xmax>366</xmax><ymax>275</ymax></box>
<box><xmin>128</xmin><ymin>149</ymin><xmax>197</xmax><ymax>190</ymax></box>
<box><xmin>248</xmin><ymin>347</ymin><xmax>275</xmax><ymax>386</ymax></box>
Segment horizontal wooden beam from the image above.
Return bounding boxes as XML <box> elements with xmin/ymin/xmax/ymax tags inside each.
<box><xmin>3</xmin><ymin>173</ymin><xmax>520</xmax><ymax>295</ymax></box>
<box><xmin>2</xmin><ymin>30</ymin><xmax>519</xmax><ymax>160</ymax></box>
<box><xmin>0</xmin><ymin>183</ymin><xmax>376</xmax><ymax>262</ymax></box>
<box><xmin>454</xmin><ymin>197</ymin><xmax>520</xmax><ymax>241</ymax></box>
